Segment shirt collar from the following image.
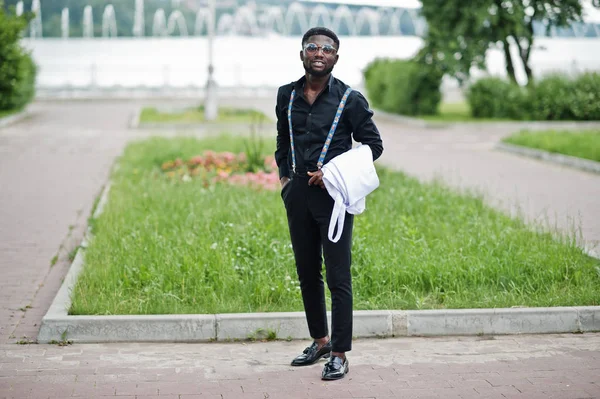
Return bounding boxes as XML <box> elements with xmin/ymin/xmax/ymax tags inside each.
<box><xmin>295</xmin><ymin>74</ymin><xmax>335</xmax><ymax>92</ymax></box>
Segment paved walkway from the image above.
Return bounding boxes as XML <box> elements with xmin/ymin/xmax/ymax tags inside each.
<box><xmin>0</xmin><ymin>99</ymin><xmax>599</xmax><ymax>399</ymax></box>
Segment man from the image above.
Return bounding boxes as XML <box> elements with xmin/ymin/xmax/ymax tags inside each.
<box><xmin>274</xmin><ymin>27</ymin><xmax>384</xmax><ymax>380</ymax></box>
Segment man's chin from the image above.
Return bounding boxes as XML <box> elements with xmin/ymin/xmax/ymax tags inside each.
<box><xmin>304</xmin><ymin>66</ymin><xmax>334</xmax><ymax>77</ymax></box>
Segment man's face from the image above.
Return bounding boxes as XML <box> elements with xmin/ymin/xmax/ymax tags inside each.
<box><xmin>300</xmin><ymin>35</ymin><xmax>339</xmax><ymax>78</ymax></box>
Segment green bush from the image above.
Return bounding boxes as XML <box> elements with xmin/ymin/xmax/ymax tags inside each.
<box><xmin>467</xmin><ymin>73</ymin><xmax>600</xmax><ymax>121</ymax></box>
<box><xmin>363</xmin><ymin>58</ymin><xmax>392</xmax><ymax>108</ymax></box>
<box><xmin>570</xmin><ymin>72</ymin><xmax>600</xmax><ymax>121</ymax></box>
<box><xmin>0</xmin><ymin>3</ymin><xmax>37</xmax><ymax>111</ymax></box>
<box><xmin>363</xmin><ymin>58</ymin><xmax>443</xmax><ymax>116</ymax></box>
<box><xmin>466</xmin><ymin>77</ymin><xmax>528</xmax><ymax>119</ymax></box>
<box><xmin>529</xmin><ymin>75</ymin><xmax>576</xmax><ymax>121</ymax></box>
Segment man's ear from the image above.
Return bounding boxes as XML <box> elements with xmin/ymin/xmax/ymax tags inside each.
<box><xmin>300</xmin><ymin>50</ymin><xmax>304</xmax><ymax>61</ymax></box>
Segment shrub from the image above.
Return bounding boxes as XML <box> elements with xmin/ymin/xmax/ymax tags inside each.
<box><xmin>363</xmin><ymin>58</ymin><xmax>443</xmax><ymax>116</ymax></box>
<box><xmin>528</xmin><ymin>75</ymin><xmax>576</xmax><ymax>121</ymax></box>
<box><xmin>363</xmin><ymin>58</ymin><xmax>392</xmax><ymax>108</ymax></box>
<box><xmin>466</xmin><ymin>77</ymin><xmax>528</xmax><ymax>119</ymax></box>
<box><xmin>466</xmin><ymin>73</ymin><xmax>600</xmax><ymax>121</ymax></box>
<box><xmin>570</xmin><ymin>72</ymin><xmax>600</xmax><ymax>121</ymax></box>
<box><xmin>0</xmin><ymin>3</ymin><xmax>37</xmax><ymax>111</ymax></box>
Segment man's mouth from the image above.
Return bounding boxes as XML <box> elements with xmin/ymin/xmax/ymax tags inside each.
<box><xmin>312</xmin><ymin>61</ymin><xmax>325</xmax><ymax>67</ymax></box>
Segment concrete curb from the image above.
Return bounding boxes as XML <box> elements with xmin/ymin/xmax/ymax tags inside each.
<box><xmin>373</xmin><ymin>108</ymin><xmax>600</xmax><ymax>130</ymax></box>
<box><xmin>38</xmin><ymin>182</ymin><xmax>600</xmax><ymax>344</ymax></box>
<box><xmin>0</xmin><ymin>107</ymin><xmax>31</xmax><ymax>129</ymax></box>
<box><xmin>496</xmin><ymin>142</ymin><xmax>600</xmax><ymax>175</ymax></box>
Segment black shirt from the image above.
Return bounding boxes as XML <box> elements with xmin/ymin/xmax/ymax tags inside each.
<box><xmin>275</xmin><ymin>75</ymin><xmax>384</xmax><ymax>179</ymax></box>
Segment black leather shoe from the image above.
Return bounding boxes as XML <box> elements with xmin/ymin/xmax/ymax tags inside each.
<box><xmin>290</xmin><ymin>341</ymin><xmax>331</xmax><ymax>366</ymax></box>
<box><xmin>321</xmin><ymin>355</ymin><xmax>349</xmax><ymax>380</ymax></box>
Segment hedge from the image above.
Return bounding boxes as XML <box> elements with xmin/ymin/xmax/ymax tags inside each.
<box><xmin>467</xmin><ymin>73</ymin><xmax>600</xmax><ymax>121</ymax></box>
<box><xmin>363</xmin><ymin>58</ymin><xmax>443</xmax><ymax>116</ymax></box>
<box><xmin>0</xmin><ymin>3</ymin><xmax>37</xmax><ymax>111</ymax></box>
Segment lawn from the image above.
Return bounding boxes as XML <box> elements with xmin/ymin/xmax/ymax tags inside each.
<box><xmin>69</xmin><ymin>135</ymin><xmax>600</xmax><ymax>315</ymax></box>
<box><xmin>139</xmin><ymin>105</ymin><xmax>270</xmax><ymax>124</ymax></box>
<box><xmin>420</xmin><ymin>102</ymin><xmax>511</xmax><ymax>122</ymax></box>
<box><xmin>503</xmin><ymin>129</ymin><xmax>600</xmax><ymax>162</ymax></box>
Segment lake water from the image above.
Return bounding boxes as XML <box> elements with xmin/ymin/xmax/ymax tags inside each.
<box><xmin>22</xmin><ymin>36</ymin><xmax>600</xmax><ymax>91</ymax></box>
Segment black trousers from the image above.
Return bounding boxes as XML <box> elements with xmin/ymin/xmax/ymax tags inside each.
<box><xmin>281</xmin><ymin>174</ymin><xmax>354</xmax><ymax>353</ymax></box>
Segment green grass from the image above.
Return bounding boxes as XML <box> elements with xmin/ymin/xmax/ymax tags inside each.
<box><xmin>0</xmin><ymin>108</ymin><xmax>23</xmax><ymax>119</ymax></box>
<box><xmin>503</xmin><ymin>130</ymin><xmax>600</xmax><ymax>162</ymax></box>
<box><xmin>420</xmin><ymin>102</ymin><xmax>511</xmax><ymax>122</ymax></box>
<box><xmin>139</xmin><ymin>106</ymin><xmax>270</xmax><ymax>124</ymax></box>
<box><xmin>69</xmin><ymin>135</ymin><xmax>600</xmax><ymax>315</ymax></box>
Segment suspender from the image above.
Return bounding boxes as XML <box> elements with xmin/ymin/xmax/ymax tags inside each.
<box><xmin>287</xmin><ymin>87</ymin><xmax>353</xmax><ymax>173</ymax></box>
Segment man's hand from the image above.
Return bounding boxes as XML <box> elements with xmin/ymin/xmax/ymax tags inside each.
<box><xmin>280</xmin><ymin>176</ymin><xmax>290</xmax><ymax>188</ymax></box>
<box><xmin>307</xmin><ymin>170</ymin><xmax>325</xmax><ymax>189</ymax></box>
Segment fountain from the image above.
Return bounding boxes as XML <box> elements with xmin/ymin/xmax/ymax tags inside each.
<box><xmin>355</xmin><ymin>8</ymin><xmax>380</xmax><ymax>35</ymax></box>
<box><xmin>18</xmin><ymin>0</ymin><xmax>599</xmax><ymax>39</ymax></box>
<box><xmin>82</xmin><ymin>5</ymin><xmax>94</xmax><ymax>38</ymax></box>
<box><xmin>331</xmin><ymin>6</ymin><xmax>354</xmax><ymax>36</ymax></box>
<box><xmin>102</xmin><ymin>5</ymin><xmax>118</xmax><ymax>38</ymax></box>
<box><xmin>167</xmin><ymin>10</ymin><xmax>188</xmax><ymax>36</ymax></box>
<box><xmin>30</xmin><ymin>0</ymin><xmax>42</xmax><ymax>38</ymax></box>
<box><xmin>61</xmin><ymin>8</ymin><xmax>69</xmax><ymax>38</ymax></box>
<box><xmin>262</xmin><ymin>6</ymin><xmax>285</xmax><ymax>35</ymax></box>
<box><xmin>133</xmin><ymin>0</ymin><xmax>145</xmax><ymax>37</ymax></box>
<box><xmin>152</xmin><ymin>9</ymin><xmax>167</xmax><ymax>37</ymax></box>
<box><xmin>194</xmin><ymin>8</ymin><xmax>212</xmax><ymax>36</ymax></box>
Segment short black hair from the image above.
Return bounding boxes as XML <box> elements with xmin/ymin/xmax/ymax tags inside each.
<box><xmin>302</xmin><ymin>27</ymin><xmax>340</xmax><ymax>49</ymax></box>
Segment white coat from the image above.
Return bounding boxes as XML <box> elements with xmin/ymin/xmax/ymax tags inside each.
<box><xmin>321</xmin><ymin>144</ymin><xmax>380</xmax><ymax>243</ymax></box>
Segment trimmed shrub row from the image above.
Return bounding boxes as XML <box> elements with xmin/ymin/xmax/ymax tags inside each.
<box><xmin>363</xmin><ymin>58</ymin><xmax>443</xmax><ymax>116</ymax></box>
<box><xmin>467</xmin><ymin>73</ymin><xmax>600</xmax><ymax>121</ymax></box>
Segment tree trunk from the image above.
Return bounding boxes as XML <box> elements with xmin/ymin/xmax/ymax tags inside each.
<box><xmin>512</xmin><ymin>35</ymin><xmax>534</xmax><ymax>85</ymax></box>
<box><xmin>502</xmin><ymin>38</ymin><xmax>518</xmax><ymax>84</ymax></box>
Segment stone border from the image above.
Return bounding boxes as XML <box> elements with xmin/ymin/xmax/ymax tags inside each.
<box><xmin>38</xmin><ymin>182</ymin><xmax>600</xmax><ymax>344</ymax></box>
<box><xmin>374</xmin><ymin>108</ymin><xmax>600</xmax><ymax>130</ymax></box>
<box><xmin>0</xmin><ymin>107</ymin><xmax>31</xmax><ymax>129</ymax></box>
<box><xmin>496</xmin><ymin>142</ymin><xmax>600</xmax><ymax>175</ymax></box>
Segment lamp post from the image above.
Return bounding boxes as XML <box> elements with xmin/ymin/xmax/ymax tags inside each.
<box><xmin>204</xmin><ymin>0</ymin><xmax>217</xmax><ymax>121</ymax></box>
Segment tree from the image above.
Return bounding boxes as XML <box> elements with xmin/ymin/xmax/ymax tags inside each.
<box><xmin>418</xmin><ymin>0</ymin><xmax>598</xmax><ymax>85</ymax></box>
<box><xmin>0</xmin><ymin>0</ymin><xmax>37</xmax><ymax>111</ymax></box>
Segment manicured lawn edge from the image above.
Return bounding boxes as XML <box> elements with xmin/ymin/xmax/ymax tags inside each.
<box><xmin>133</xmin><ymin>105</ymin><xmax>272</xmax><ymax>129</ymax></box>
<box><xmin>37</xmin><ymin>158</ymin><xmax>600</xmax><ymax>343</ymax></box>
<box><xmin>373</xmin><ymin>108</ymin><xmax>600</xmax><ymax>129</ymax></box>
<box><xmin>496</xmin><ymin>142</ymin><xmax>600</xmax><ymax>175</ymax></box>
<box><xmin>0</xmin><ymin>107</ymin><xmax>30</xmax><ymax>128</ymax></box>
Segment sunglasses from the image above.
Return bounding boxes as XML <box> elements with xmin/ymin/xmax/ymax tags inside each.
<box><xmin>303</xmin><ymin>43</ymin><xmax>337</xmax><ymax>56</ymax></box>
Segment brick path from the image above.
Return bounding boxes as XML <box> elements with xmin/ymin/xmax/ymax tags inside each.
<box><xmin>0</xmin><ymin>99</ymin><xmax>599</xmax><ymax>398</ymax></box>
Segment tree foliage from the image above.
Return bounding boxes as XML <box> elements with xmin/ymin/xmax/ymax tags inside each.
<box><xmin>0</xmin><ymin>0</ymin><xmax>37</xmax><ymax>111</ymax></box>
<box><xmin>418</xmin><ymin>0</ymin><xmax>596</xmax><ymax>85</ymax></box>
